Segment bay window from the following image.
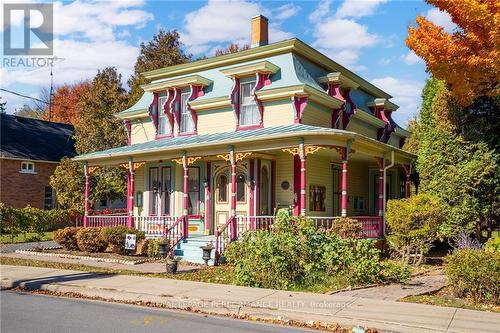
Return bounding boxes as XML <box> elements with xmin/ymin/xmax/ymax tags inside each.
<box><xmin>239</xmin><ymin>81</ymin><xmax>260</xmax><ymax>126</ymax></box>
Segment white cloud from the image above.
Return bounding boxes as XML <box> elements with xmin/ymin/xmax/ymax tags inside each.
<box><xmin>274</xmin><ymin>3</ymin><xmax>300</xmax><ymax>21</ymax></box>
<box><xmin>309</xmin><ymin>0</ymin><xmax>385</xmax><ymax>67</ymax></box>
<box><xmin>1</xmin><ymin>1</ymin><xmax>152</xmax><ymax>114</ymax></box>
<box><xmin>401</xmin><ymin>50</ymin><xmax>423</xmax><ymax>65</ymax></box>
<box><xmin>2</xmin><ymin>39</ymin><xmax>138</xmax><ymax>87</ymax></box>
<box><xmin>52</xmin><ymin>0</ymin><xmax>153</xmax><ymax>41</ymax></box>
<box><xmin>335</xmin><ymin>0</ymin><xmax>387</xmax><ymax>19</ymax></box>
<box><xmin>425</xmin><ymin>8</ymin><xmax>457</xmax><ymax>33</ymax></box>
<box><xmin>311</xmin><ymin>18</ymin><xmax>379</xmax><ymax>66</ymax></box>
<box><xmin>309</xmin><ymin>0</ymin><xmax>332</xmax><ymax>22</ymax></box>
<box><xmin>180</xmin><ymin>0</ymin><xmax>294</xmax><ymax>55</ymax></box>
<box><xmin>370</xmin><ymin>77</ymin><xmax>425</xmax><ymax>124</ymax></box>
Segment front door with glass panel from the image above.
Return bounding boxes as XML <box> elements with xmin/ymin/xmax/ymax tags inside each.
<box><xmin>213</xmin><ymin>166</ymin><xmax>249</xmax><ymax>231</ymax></box>
<box><xmin>149</xmin><ymin>166</ymin><xmax>172</xmax><ymax>217</ymax></box>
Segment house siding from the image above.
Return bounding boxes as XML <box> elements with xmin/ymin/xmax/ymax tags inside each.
<box><xmin>0</xmin><ymin>159</ymin><xmax>57</xmax><ymax>209</ymax></box>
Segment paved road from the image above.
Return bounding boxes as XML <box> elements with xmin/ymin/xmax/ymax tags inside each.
<box><xmin>0</xmin><ymin>290</ymin><xmax>315</xmax><ymax>333</ymax></box>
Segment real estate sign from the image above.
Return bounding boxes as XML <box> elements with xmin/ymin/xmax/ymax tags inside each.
<box><xmin>125</xmin><ymin>234</ymin><xmax>136</xmax><ymax>250</ymax></box>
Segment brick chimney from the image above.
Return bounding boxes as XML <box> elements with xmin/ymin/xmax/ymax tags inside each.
<box><xmin>251</xmin><ymin>15</ymin><xmax>268</xmax><ymax>48</ymax></box>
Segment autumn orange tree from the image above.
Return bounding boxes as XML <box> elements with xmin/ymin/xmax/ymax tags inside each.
<box><xmin>406</xmin><ymin>0</ymin><xmax>499</xmax><ymax>107</ymax></box>
<box><xmin>46</xmin><ymin>82</ymin><xmax>90</xmax><ymax>125</ymax></box>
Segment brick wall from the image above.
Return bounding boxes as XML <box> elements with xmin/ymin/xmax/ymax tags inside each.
<box><xmin>0</xmin><ymin>158</ymin><xmax>57</xmax><ymax>209</ymax></box>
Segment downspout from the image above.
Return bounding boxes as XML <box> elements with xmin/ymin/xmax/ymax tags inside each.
<box><xmin>382</xmin><ymin>150</ymin><xmax>395</xmax><ymax>236</ymax></box>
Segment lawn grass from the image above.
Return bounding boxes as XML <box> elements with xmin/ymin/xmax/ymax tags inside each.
<box><xmin>401</xmin><ymin>289</ymin><xmax>500</xmax><ymax>313</ymax></box>
<box><xmin>0</xmin><ymin>256</ymin><xmax>235</xmax><ymax>285</ymax></box>
<box><xmin>0</xmin><ymin>232</ymin><xmax>54</xmax><ymax>244</ymax></box>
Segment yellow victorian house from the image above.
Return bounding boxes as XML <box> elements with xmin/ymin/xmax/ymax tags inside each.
<box><xmin>74</xmin><ymin>16</ymin><xmax>415</xmax><ymax>264</ymax></box>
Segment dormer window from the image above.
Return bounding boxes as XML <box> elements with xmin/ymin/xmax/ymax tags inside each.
<box><xmin>180</xmin><ymin>91</ymin><xmax>195</xmax><ymax>134</ymax></box>
<box><xmin>143</xmin><ymin>75</ymin><xmax>212</xmax><ymax>138</ymax></box>
<box><xmin>158</xmin><ymin>95</ymin><xmax>171</xmax><ymax>136</ymax></box>
<box><xmin>240</xmin><ymin>80</ymin><xmax>260</xmax><ymax>126</ymax></box>
<box><xmin>221</xmin><ymin>60</ymin><xmax>279</xmax><ymax>130</ymax></box>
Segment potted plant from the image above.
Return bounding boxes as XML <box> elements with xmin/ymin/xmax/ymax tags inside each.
<box><xmin>158</xmin><ymin>238</ymin><xmax>170</xmax><ymax>257</ymax></box>
<box><xmin>166</xmin><ymin>255</ymin><xmax>181</xmax><ymax>274</ymax></box>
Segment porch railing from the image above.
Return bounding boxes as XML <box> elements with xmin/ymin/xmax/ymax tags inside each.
<box><xmin>87</xmin><ymin>215</ymin><xmax>128</xmax><ymax>227</ymax></box>
<box><xmin>165</xmin><ymin>217</ymin><xmax>185</xmax><ymax>254</ymax></box>
<box><xmin>308</xmin><ymin>216</ymin><xmax>383</xmax><ymax>238</ymax></box>
<box><xmin>214</xmin><ymin>216</ymin><xmax>235</xmax><ymax>265</ymax></box>
<box><xmin>236</xmin><ymin>215</ymin><xmax>274</xmax><ymax>235</ymax></box>
<box><xmin>135</xmin><ymin>216</ymin><xmax>177</xmax><ymax>238</ymax></box>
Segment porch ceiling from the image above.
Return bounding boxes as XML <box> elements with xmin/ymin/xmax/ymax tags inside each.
<box><xmin>74</xmin><ymin>124</ymin><xmax>415</xmax><ymax>165</ymax></box>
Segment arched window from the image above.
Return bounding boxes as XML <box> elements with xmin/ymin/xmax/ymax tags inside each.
<box><xmin>260</xmin><ymin>166</ymin><xmax>269</xmax><ymax>215</ymax></box>
<box><xmin>217</xmin><ymin>174</ymin><xmax>228</xmax><ymax>202</ymax></box>
<box><xmin>237</xmin><ymin>173</ymin><xmax>246</xmax><ymax>202</ymax></box>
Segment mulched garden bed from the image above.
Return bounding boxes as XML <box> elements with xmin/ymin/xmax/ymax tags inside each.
<box><xmin>15</xmin><ymin>247</ymin><xmax>162</xmax><ymax>265</ymax></box>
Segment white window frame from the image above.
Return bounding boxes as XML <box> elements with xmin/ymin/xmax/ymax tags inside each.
<box><xmin>157</xmin><ymin>95</ymin><xmax>171</xmax><ymax>136</ymax></box>
<box><xmin>20</xmin><ymin>161</ymin><xmax>36</xmax><ymax>174</ymax></box>
<box><xmin>180</xmin><ymin>92</ymin><xmax>195</xmax><ymax>133</ymax></box>
<box><xmin>239</xmin><ymin>80</ymin><xmax>260</xmax><ymax>126</ymax></box>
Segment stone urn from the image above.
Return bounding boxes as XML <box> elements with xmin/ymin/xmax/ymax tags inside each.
<box><xmin>200</xmin><ymin>242</ymin><xmax>214</xmax><ymax>266</ymax></box>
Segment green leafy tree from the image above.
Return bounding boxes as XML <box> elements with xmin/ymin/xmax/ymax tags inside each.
<box><xmin>50</xmin><ymin>157</ymin><xmax>85</xmax><ymax>210</ymax></box>
<box><xmin>75</xmin><ymin>67</ymin><xmax>128</xmax><ymax>154</ymax></box>
<box><xmin>51</xmin><ymin>67</ymin><xmax>129</xmax><ymax>210</ymax></box>
<box><xmin>386</xmin><ymin>194</ymin><xmax>445</xmax><ymax>265</ymax></box>
<box><xmin>127</xmin><ymin>30</ymin><xmax>191</xmax><ymax>106</ymax></box>
<box><xmin>406</xmin><ymin>78</ymin><xmax>499</xmax><ymax>238</ymax></box>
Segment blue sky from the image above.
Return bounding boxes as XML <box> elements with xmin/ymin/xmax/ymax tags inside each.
<box><xmin>0</xmin><ymin>0</ymin><xmax>457</xmax><ymax>126</ymax></box>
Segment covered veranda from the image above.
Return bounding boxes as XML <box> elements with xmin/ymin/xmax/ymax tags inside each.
<box><xmin>74</xmin><ymin>124</ymin><xmax>415</xmax><ymax>254</ymax></box>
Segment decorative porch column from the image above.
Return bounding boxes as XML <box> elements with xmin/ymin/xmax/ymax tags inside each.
<box><xmin>249</xmin><ymin>159</ymin><xmax>255</xmax><ymax>231</ymax></box>
<box><xmin>83</xmin><ymin>162</ymin><xmax>89</xmax><ymax>227</ymax></box>
<box><xmin>402</xmin><ymin>164</ymin><xmax>411</xmax><ymax>198</ymax></box>
<box><xmin>299</xmin><ymin>141</ymin><xmax>307</xmax><ymax>216</ymax></box>
<box><xmin>376</xmin><ymin>158</ymin><xmax>385</xmax><ymax>217</ymax></box>
<box><xmin>127</xmin><ymin>158</ymin><xmax>135</xmax><ymax>228</ymax></box>
<box><xmin>182</xmin><ymin>154</ymin><xmax>189</xmax><ymax>238</ymax></box>
<box><xmin>205</xmin><ymin>161</ymin><xmax>212</xmax><ymax>235</ymax></box>
<box><xmin>341</xmin><ymin>148</ymin><xmax>349</xmax><ymax>217</ymax></box>
<box><xmin>229</xmin><ymin>147</ymin><xmax>237</xmax><ymax>239</ymax></box>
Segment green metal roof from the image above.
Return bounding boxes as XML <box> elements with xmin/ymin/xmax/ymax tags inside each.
<box><xmin>75</xmin><ymin>124</ymin><xmax>350</xmax><ymax>161</ymax></box>
<box><xmin>118</xmin><ymin>92</ymin><xmax>153</xmax><ymax>116</ymax></box>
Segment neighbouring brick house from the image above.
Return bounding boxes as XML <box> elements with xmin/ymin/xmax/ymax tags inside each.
<box><xmin>0</xmin><ymin>113</ymin><xmax>76</xmax><ymax>209</ymax></box>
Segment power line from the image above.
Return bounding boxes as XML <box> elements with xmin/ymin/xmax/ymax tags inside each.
<box><xmin>0</xmin><ymin>88</ymin><xmax>49</xmax><ymax>105</ymax></box>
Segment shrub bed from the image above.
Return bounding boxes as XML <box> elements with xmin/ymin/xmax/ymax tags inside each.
<box><xmin>445</xmin><ymin>249</ymin><xmax>500</xmax><ymax>305</ymax></box>
<box><xmin>101</xmin><ymin>226</ymin><xmax>145</xmax><ymax>254</ymax></box>
<box><xmin>76</xmin><ymin>227</ymin><xmax>107</xmax><ymax>253</ymax></box>
<box><xmin>53</xmin><ymin>227</ymin><xmax>80</xmax><ymax>250</ymax></box>
<box><xmin>224</xmin><ymin>215</ymin><xmax>391</xmax><ymax>290</ymax></box>
<box><xmin>0</xmin><ymin>204</ymin><xmax>79</xmax><ymax>242</ymax></box>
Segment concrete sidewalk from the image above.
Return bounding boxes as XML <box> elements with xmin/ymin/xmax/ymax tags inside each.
<box><xmin>1</xmin><ymin>265</ymin><xmax>499</xmax><ymax>333</ymax></box>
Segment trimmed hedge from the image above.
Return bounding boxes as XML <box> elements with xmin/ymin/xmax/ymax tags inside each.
<box><xmin>76</xmin><ymin>228</ymin><xmax>107</xmax><ymax>253</ymax></box>
<box><xmin>53</xmin><ymin>227</ymin><xmax>80</xmax><ymax>250</ymax></box>
<box><xmin>445</xmin><ymin>249</ymin><xmax>500</xmax><ymax>304</ymax></box>
<box><xmin>0</xmin><ymin>204</ymin><xmax>80</xmax><ymax>241</ymax></box>
<box><xmin>101</xmin><ymin>226</ymin><xmax>145</xmax><ymax>254</ymax></box>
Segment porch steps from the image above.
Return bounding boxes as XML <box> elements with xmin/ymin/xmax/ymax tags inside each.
<box><xmin>174</xmin><ymin>235</ymin><xmax>216</xmax><ymax>265</ymax></box>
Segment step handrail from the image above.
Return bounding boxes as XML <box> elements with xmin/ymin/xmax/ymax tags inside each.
<box><xmin>164</xmin><ymin>216</ymin><xmax>185</xmax><ymax>255</ymax></box>
<box><xmin>214</xmin><ymin>216</ymin><xmax>235</xmax><ymax>265</ymax></box>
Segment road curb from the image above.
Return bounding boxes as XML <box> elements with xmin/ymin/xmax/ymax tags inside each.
<box><xmin>0</xmin><ymin>277</ymin><xmax>456</xmax><ymax>333</ymax></box>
